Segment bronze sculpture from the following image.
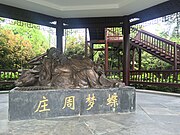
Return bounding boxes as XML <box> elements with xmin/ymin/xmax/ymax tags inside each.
<box><xmin>15</xmin><ymin>47</ymin><xmax>124</xmax><ymax>88</ymax></box>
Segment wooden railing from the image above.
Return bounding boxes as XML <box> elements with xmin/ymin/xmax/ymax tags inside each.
<box><xmin>1</xmin><ymin>68</ymin><xmax>180</xmax><ymax>87</ymax></box>
<box><xmin>130</xmin><ymin>70</ymin><xmax>180</xmax><ymax>86</ymax></box>
<box><xmin>130</xmin><ymin>27</ymin><xmax>180</xmax><ymax>64</ymax></box>
<box><xmin>106</xmin><ymin>70</ymin><xmax>123</xmax><ymax>81</ymax></box>
<box><xmin>106</xmin><ymin>69</ymin><xmax>180</xmax><ymax>87</ymax></box>
<box><xmin>106</xmin><ymin>28</ymin><xmax>123</xmax><ymax>41</ymax></box>
<box><xmin>0</xmin><ymin>69</ymin><xmax>21</xmax><ymax>84</ymax></box>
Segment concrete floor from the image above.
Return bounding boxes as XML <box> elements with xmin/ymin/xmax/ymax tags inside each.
<box><xmin>0</xmin><ymin>92</ymin><xmax>180</xmax><ymax>135</ymax></box>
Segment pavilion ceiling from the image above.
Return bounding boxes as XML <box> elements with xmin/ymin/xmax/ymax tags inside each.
<box><xmin>0</xmin><ymin>0</ymin><xmax>168</xmax><ymax>18</ymax></box>
<box><xmin>0</xmin><ymin>0</ymin><xmax>179</xmax><ymax>28</ymax></box>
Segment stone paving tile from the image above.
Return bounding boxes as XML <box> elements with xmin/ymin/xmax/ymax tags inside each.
<box><xmin>8</xmin><ymin>120</ymin><xmax>59</xmax><ymax>135</ymax></box>
<box><xmin>1</xmin><ymin>92</ymin><xmax>180</xmax><ymax>135</ymax></box>
<box><xmin>158</xmin><ymin>123</ymin><xmax>180</xmax><ymax>134</ymax></box>
<box><xmin>0</xmin><ymin>120</ymin><xmax>8</xmax><ymax>135</ymax></box>
<box><xmin>82</xmin><ymin>115</ymin><xmax>127</xmax><ymax>135</ymax></box>
<box><xmin>140</xmin><ymin>107</ymin><xmax>177</xmax><ymax>115</ymax></box>
<box><xmin>0</xmin><ymin>109</ymin><xmax>8</xmax><ymax>120</ymax></box>
<box><xmin>123</xmin><ymin>123</ymin><xmax>175</xmax><ymax>135</ymax></box>
<box><xmin>149</xmin><ymin>115</ymin><xmax>180</xmax><ymax>124</ymax></box>
<box><xmin>51</xmin><ymin>121</ymin><xmax>93</xmax><ymax>135</ymax></box>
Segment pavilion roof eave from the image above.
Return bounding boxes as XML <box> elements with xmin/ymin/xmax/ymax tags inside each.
<box><xmin>129</xmin><ymin>0</ymin><xmax>180</xmax><ymax>26</ymax></box>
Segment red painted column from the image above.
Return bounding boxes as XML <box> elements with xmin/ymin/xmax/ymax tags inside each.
<box><xmin>123</xmin><ymin>16</ymin><xmax>130</xmax><ymax>86</ymax></box>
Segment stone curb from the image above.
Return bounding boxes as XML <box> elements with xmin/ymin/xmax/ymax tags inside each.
<box><xmin>1</xmin><ymin>89</ymin><xmax>180</xmax><ymax>97</ymax></box>
<box><xmin>136</xmin><ymin>89</ymin><xmax>180</xmax><ymax>97</ymax></box>
<box><xmin>0</xmin><ymin>91</ymin><xmax>9</xmax><ymax>94</ymax></box>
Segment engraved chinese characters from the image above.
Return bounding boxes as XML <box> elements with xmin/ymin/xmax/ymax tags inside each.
<box><xmin>34</xmin><ymin>93</ymin><xmax>119</xmax><ymax>113</ymax></box>
<box><xmin>86</xmin><ymin>94</ymin><xmax>96</xmax><ymax>110</ymax></box>
<box><xmin>62</xmin><ymin>96</ymin><xmax>75</xmax><ymax>110</ymax></box>
<box><xmin>34</xmin><ymin>96</ymin><xmax>50</xmax><ymax>112</ymax></box>
<box><xmin>9</xmin><ymin>87</ymin><xmax>136</xmax><ymax>121</ymax></box>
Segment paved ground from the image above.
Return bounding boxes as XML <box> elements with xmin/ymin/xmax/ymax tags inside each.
<box><xmin>0</xmin><ymin>92</ymin><xmax>180</xmax><ymax>135</ymax></box>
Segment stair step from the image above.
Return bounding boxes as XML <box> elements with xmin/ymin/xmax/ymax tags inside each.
<box><xmin>147</xmin><ymin>47</ymin><xmax>151</xmax><ymax>50</ymax></box>
<box><xmin>151</xmin><ymin>49</ymin><xmax>155</xmax><ymax>52</ymax></box>
<box><xmin>135</xmin><ymin>41</ymin><xmax>139</xmax><ymax>44</ymax></box>
<box><xmin>155</xmin><ymin>51</ymin><xmax>160</xmax><ymax>54</ymax></box>
<box><xmin>165</xmin><ymin>56</ymin><xmax>171</xmax><ymax>59</ymax></box>
<box><xmin>160</xmin><ymin>54</ymin><xmax>165</xmax><ymax>56</ymax></box>
<box><xmin>131</xmin><ymin>39</ymin><xmax>135</xmax><ymax>42</ymax></box>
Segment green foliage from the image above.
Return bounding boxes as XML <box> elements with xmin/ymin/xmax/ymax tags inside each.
<box><xmin>0</xmin><ymin>72</ymin><xmax>19</xmax><ymax>80</ymax></box>
<box><xmin>64</xmin><ymin>29</ymin><xmax>85</xmax><ymax>57</ymax></box>
<box><xmin>0</xmin><ymin>18</ymin><xmax>52</xmax><ymax>69</ymax></box>
<box><xmin>140</xmin><ymin>51</ymin><xmax>171</xmax><ymax>70</ymax></box>
<box><xmin>0</xmin><ymin>27</ymin><xmax>35</xmax><ymax>69</ymax></box>
<box><xmin>3</xmin><ymin>20</ymin><xmax>49</xmax><ymax>56</ymax></box>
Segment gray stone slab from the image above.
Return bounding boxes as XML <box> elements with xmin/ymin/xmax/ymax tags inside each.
<box><xmin>149</xmin><ymin>115</ymin><xmax>180</xmax><ymax>124</ymax></box>
<box><xmin>0</xmin><ymin>94</ymin><xmax>8</xmax><ymax>103</ymax></box>
<box><xmin>0</xmin><ymin>91</ymin><xmax>180</xmax><ymax>135</ymax></box>
<box><xmin>9</xmin><ymin>87</ymin><xmax>136</xmax><ymax>121</ymax></box>
<box><xmin>0</xmin><ymin>120</ymin><xmax>8</xmax><ymax>135</ymax></box>
<box><xmin>9</xmin><ymin>90</ymin><xmax>82</xmax><ymax>120</ymax></box>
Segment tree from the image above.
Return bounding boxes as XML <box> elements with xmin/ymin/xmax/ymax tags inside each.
<box><xmin>3</xmin><ymin>20</ymin><xmax>50</xmax><ymax>56</ymax></box>
<box><xmin>0</xmin><ymin>27</ymin><xmax>35</xmax><ymax>69</ymax></box>
<box><xmin>64</xmin><ymin>29</ymin><xmax>85</xmax><ymax>57</ymax></box>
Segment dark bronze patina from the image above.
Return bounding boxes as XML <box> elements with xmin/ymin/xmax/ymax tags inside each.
<box><xmin>15</xmin><ymin>48</ymin><xmax>124</xmax><ymax>89</ymax></box>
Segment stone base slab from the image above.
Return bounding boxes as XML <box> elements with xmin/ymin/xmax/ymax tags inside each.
<box><xmin>9</xmin><ymin>87</ymin><xmax>136</xmax><ymax>121</ymax></box>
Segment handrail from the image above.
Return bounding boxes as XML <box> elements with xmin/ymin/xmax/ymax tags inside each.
<box><xmin>129</xmin><ymin>70</ymin><xmax>180</xmax><ymax>85</ymax></box>
<box><xmin>131</xmin><ymin>27</ymin><xmax>180</xmax><ymax>48</ymax></box>
<box><xmin>130</xmin><ymin>27</ymin><xmax>180</xmax><ymax>65</ymax></box>
<box><xmin>106</xmin><ymin>28</ymin><xmax>122</xmax><ymax>37</ymax></box>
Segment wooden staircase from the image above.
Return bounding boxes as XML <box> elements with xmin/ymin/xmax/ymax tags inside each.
<box><xmin>130</xmin><ymin>27</ymin><xmax>180</xmax><ymax>68</ymax></box>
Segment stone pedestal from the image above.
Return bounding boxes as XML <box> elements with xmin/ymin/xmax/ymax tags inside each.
<box><xmin>9</xmin><ymin>87</ymin><xmax>136</xmax><ymax>121</ymax></box>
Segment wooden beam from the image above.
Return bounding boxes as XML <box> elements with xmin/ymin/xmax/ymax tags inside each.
<box><xmin>130</xmin><ymin>0</ymin><xmax>180</xmax><ymax>25</ymax></box>
<box><xmin>63</xmin><ymin>17</ymin><xmax>123</xmax><ymax>29</ymax></box>
<box><xmin>0</xmin><ymin>3</ymin><xmax>57</xmax><ymax>28</ymax></box>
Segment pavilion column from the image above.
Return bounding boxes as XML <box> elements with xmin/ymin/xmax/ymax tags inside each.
<box><xmin>139</xmin><ymin>49</ymin><xmax>142</xmax><ymax>70</ymax></box>
<box><xmin>85</xmin><ymin>28</ymin><xmax>88</xmax><ymax>57</ymax></box>
<box><xmin>132</xmin><ymin>48</ymin><xmax>135</xmax><ymax>71</ymax></box>
<box><xmin>123</xmin><ymin>16</ymin><xmax>130</xmax><ymax>86</ymax></box>
<box><xmin>56</xmin><ymin>18</ymin><xmax>64</xmax><ymax>52</ymax></box>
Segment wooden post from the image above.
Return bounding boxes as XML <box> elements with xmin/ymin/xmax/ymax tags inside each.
<box><xmin>174</xmin><ymin>42</ymin><xmax>177</xmax><ymax>70</ymax></box>
<box><xmin>90</xmin><ymin>43</ymin><xmax>94</xmax><ymax>61</ymax></box>
<box><xmin>56</xmin><ymin>18</ymin><xmax>63</xmax><ymax>52</ymax></box>
<box><xmin>105</xmin><ymin>28</ymin><xmax>109</xmax><ymax>75</ymax></box>
<box><xmin>123</xmin><ymin>16</ymin><xmax>130</xmax><ymax>86</ymax></box>
<box><xmin>85</xmin><ymin>28</ymin><xmax>88</xmax><ymax>57</ymax></box>
<box><xmin>132</xmin><ymin>48</ymin><xmax>135</xmax><ymax>70</ymax></box>
<box><xmin>139</xmin><ymin>49</ymin><xmax>142</xmax><ymax>70</ymax></box>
